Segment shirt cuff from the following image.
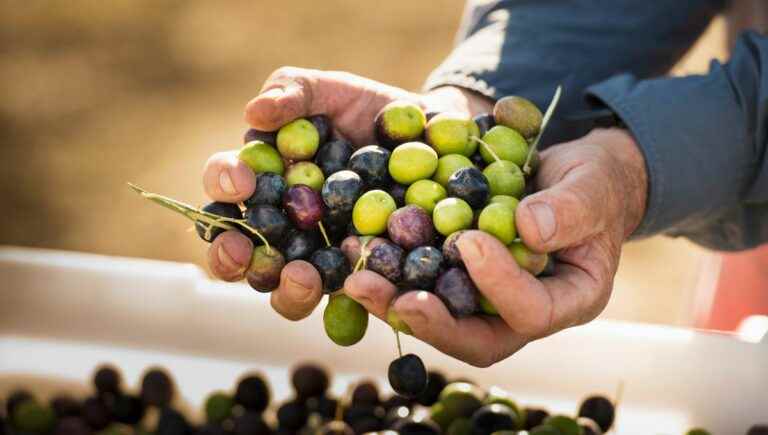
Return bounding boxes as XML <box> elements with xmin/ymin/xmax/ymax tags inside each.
<box><xmin>585</xmin><ymin>71</ymin><xmax>750</xmax><ymax>239</ymax></box>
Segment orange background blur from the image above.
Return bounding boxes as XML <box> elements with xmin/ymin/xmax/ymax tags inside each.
<box><xmin>0</xmin><ymin>2</ymin><xmax>732</xmax><ymax>327</ymax></box>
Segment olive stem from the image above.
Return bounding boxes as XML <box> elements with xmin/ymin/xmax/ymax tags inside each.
<box><xmin>318</xmin><ymin>221</ymin><xmax>332</xmax><ymax>248</ymax></box>
<box><xmin>353</xmin><ymin>255</ymin><xmax>365</xmax><ymax>273</ymax></box>
<box><xmin>523</xmin><ymin>85</ymin><xmax>562</xmax><ymax>176</ymax></box>
<box><xmin>128</xmin><ymin>183</ymin><xmax>273</xmax><ymax>254</ymax></box>
<box><xmin>223</xmin><ymin>217</ymin><xmax>272</xmax><ymax>255</ymax></box>
<box><xmin>470</xmin><ymin>136</ymin><xmax>502</xmax><ymax>163</ymax></box>
<box><xmin>394</xmin><ymin>329</ymin><xmax>403</xmax><ymax>358</ymax></box>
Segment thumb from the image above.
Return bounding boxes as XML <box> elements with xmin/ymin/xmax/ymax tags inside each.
<box><xmin>516</xmin><ymin>163</ymin><xmax>609</xmax><ymax>253</ymax></box>
<box><xmin>244</xmin><ymin>67</ymin><xmax>322</xmax><ymax>131</ymax></box>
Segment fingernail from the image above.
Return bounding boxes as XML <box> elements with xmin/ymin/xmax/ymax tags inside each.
<box><xmin>219</xmin><ymin>170</ymin><xmax>237</xmax><ymax>195</ymax></box>
<box><xmin>395</xmin><ymin>291</ymin><xmax>430</xmax><ymax>329</ymax></box>
<box><xmin>288</xmin><ymin>275</ymin><xmax>313</xmax><ymax>292</ymax></box>
<box><xmin>528</xmin><ymin>202</ymin><xmax>556</xmax><ymax>242</ymax></box>
<box><xmin>260</xmin><ymin>87</ymin><xmax>285</xmax><ymax>100</ymax></box>
<box><xmin>457</xmin><ymin>233</ymin><xmax>483</xmax><ymax>261</ymax></box>
<box><xmin>218</xmin><ymin>244</ymin><xmax>246</xmax><ymax>274</ymax></box>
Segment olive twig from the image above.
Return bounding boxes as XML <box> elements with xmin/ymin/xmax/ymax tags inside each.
<box><xmin>470</xmin><ymin>136</ymin><xmax>502</xmax><ymax>163</ymax></box>
<box><xmin>523</xmin><ymin>85</ymin><xmax>562</xmax><ymax>176</ymax></box>
<box><xmin>394</xmin><ymin>329</ymin><xmax>403</xmax><ymax>359</ymax></box>
<box><xmin>128</xmin><ymin>182</ymin><xmax>273</xmax><ymax>253</ymax></box>
<box><xmin>219</xmin><ymin>217</ymin><xmax>273</xmax><ymax>255</ymax></box>
<box><xmin>317</xmin><ymin>221</ymin><xmax>332</xmax><ymax>248</ymax></box>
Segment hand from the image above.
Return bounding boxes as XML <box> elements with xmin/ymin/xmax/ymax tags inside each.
<box><xmin>200</xmin><ymin>66</ymin><xmax>492</xmax><ymax>320</ymax></box>
<box><xmin>345</xmin><ymin>128</ymin><xmax>648</xmax><ymax>367</ymax></box>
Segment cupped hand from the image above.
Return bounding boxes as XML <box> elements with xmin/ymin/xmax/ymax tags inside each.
<box><xmin>201</xmin><ymin>66</ymin><xmax>491</xmax><ymax>321</ymax></box>
<box><xmin>345</xmin><ymin>128</ymin><xmax>648</xmax><ymax>367</ymax></box>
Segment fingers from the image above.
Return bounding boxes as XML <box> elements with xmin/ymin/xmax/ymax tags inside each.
<box><xmin>202</xmin><ymin>151</ymin><xmax>256</xmax><ymax>203</ymax></box>
<box><xmin>545</xmin><ymin>233</ymin><xmax>619</xmax><ymax>328</ymax></box>
<box><xmin>457</xmin><ymin>231</ymin><xmax>554</xmax><ymax>338</ymax></box>
<box><xmin>516</xmin><ymin>161</ymin><xmax>611</xmax><ymax>253</ymax></box>
<box><xmin>342</xmin><ymin>261</ymin><xmax>529</xmax><ymax>367</ymax></box>
<box><xmin>207</xmin><ymin>231</ymin><xmax>254</xmax><ymax>282</ymax></box>
<box><xmin>343</xmin><ymin>270</ymin><xmax>397</xmax><ymax>319</ymax></box>
<box><xmin>270</xmin><ymin>260</ymin><xmax>323</xmax><ymax>321</ymax></box>
<box><xmin>392</xmin><ymin>291</ymin><xmax>527</xmax><ymax>368</ymax></box>
<box><xmin>245</xmin><ymin>67</ymin><xmax>331</xmax><ymax>132</ymax></box>
<box><xmin>244</xmin><ymin>66</ymin><xmax>416</xmax><ymax>144</ymax></box>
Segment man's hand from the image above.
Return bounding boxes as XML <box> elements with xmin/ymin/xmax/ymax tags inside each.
<box><xmin>345</xmin><ymin>128</ymin><xmax>648</xmax><ymax>367</ymax></box>
<box><xmin>200</xmin><ymin>67</ymin><xmax>492</xmax><ymax>321</ymax></box>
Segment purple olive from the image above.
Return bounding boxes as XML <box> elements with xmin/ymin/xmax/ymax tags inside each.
<box><xmin>434</xmin><ymin>268</ymin><xmax>480</xmax><ymax>317</ymax></box>
<box><xmin>387</xmin><ymin>205</ymin><xmax>435</xmax><ymax>251</ymax></box>
<box><xmin>283</xmin><ymin>185</ymin><xmax>325</xmax><ymax>230</ymax></box>
<box><xmin>244</xmin><ymin>128</ymin><xmax>277</xmax><ymax>146</ymax></box>
<box><xmin>366</xmin><ymin>242</ymin><xmax>404</xmax><ymax>283</ymax></box>
<box><xmin>308</xmin><ymin>114</ymin><xmax>332</xmax><ymax>144</ymax></box>
<box><xmin>442</xmin><ymin>230</ymin><xmax>467</xmax><ymax>266</ymax></box>
<box><xmin>245</xmin><ymin>246</ymin><xmax>285</xmax><ymax>292</ymax></box>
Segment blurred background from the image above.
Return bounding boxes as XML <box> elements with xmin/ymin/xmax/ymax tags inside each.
<box><xmin>0</xmin><ymin>1</ymin><xmax>753</xmax><ymax>328</ymax></box>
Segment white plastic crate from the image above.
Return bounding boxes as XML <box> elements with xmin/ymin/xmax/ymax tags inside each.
<box><xmin>0</xmin><ymin>246</ymin><xmax>766</xmax><ymax>434</ymax></box>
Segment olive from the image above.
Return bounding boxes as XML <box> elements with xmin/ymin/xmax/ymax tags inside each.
<box><xmin>235</xmin><ymin>374</ymin><xmax>270</xmax><ymax>412</ymax></box>
<box><xmin>141</xmin><ymin>368</ymin><xmax>174</xmax><ymax>407</ymax></box>
<box><xmin>469</xmin><ymin>404</ymin><xmax>518</xmax><ymax>435</ymax></box>
<box><xmin>435</xmin><ymin>268</ymin><xmax>480</xmax><ymax>317</ymax></box>
<box><xmin>195</xmin><ymin>202</ymin><xmax>243</xmax><ymax>243</ymax></box>
<box><xmin>310</xmin><ymin>247</ymin><xmax>351</xmax><ymax>293</ymax></box>
<box><xmin>244</xmin><ymin>128</ymin><xmax>277</xmax><ymax>146</ymax></box>
<box><xmin>577</xmin><ymin>395</ymin><xmax>614</xmax><ymax>432</ymax></box>
<box><xmin>111</xmin><ymin>394</ymin><xmax>145</xmax><ymax>425</ymax></box>
<box><xmin>276</xmin><ymin>400</ymin><xmax>308</xmax><ymax>431</ymax></box>
<box><xmin>315</xmin><ymin>138</ymin><xmax>354</xmax><ymax>177</ymax></box>
<box><xmin>244</xmin><ymin>204</ymin><xmax>290</xmax><ymax>246</ymax></box>
<box><xmin>291</xmin><ymin>363</ymin><xmax>330</xmax><ymax>400</ymax></box>
<box><xmin>324</xmin><ymin>293</ymin><xmax>368</xmax><ymax>346</ymax></box>
<box><xmin>402</xmin><ymin>247</ymin><xmax>443</xmax><ymax>291</ymax></box>
<box><xmin>348</xmin><ymin>145</ymin><xmax>392</xmax><ymax>189</ymax></box>
<box><xmin>245</xmin><ymin>245</ymin><xmax>285</xmax><ymax>292</ymax></box>
<box><xmin>366</xmin><ymin>242</ymin><xmax>405</xmax><ymax>283</ymax></box>
<box><xmin>446</xmin><ymin>167</ymin><xmax>490</xmax><ymax>209</ymax></box>
<box><xmin>245</xmin><ymin>173</ymin><xmax>287</xmax><ymax>207</ymax></box>
<box><xmin>388</xmin><ymin>354</ymin><xmax>428</xmax><ymax>398</ymax></box>
<box><xmin>204</xmin><ymin>392</ymin><xmax>234</xmax><ymax>424</ymax></box>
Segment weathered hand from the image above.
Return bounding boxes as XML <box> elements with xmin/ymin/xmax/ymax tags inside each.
<box><xmin>200</xmin><ymin>66</ymin><xmax>491</xmax><ymax>321</ymax></box>
<box><xmin>345</xmin><ymin>128</ymin><xmax>648</xmax><ymax>366</ymax></box>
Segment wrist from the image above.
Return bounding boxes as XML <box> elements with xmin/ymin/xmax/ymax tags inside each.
<box><xmin>591</xmin><ymin>128</ymin><xmax>648</xmax><ymax>239</ymax></box>
<box><xmin>420</xmin><ymin>86</ymin><xmax>495</xmax><ymax>117</ymax></box>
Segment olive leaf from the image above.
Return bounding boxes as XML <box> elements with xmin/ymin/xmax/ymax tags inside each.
<box><xmin>523</xmin><ymin>85</ymin><xmax>562</xmax><ymax>176</ymax></box>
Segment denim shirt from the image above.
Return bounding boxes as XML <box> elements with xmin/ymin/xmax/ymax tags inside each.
<box><xmin>424</xmin><ymin>0</ymin><xmax>768</xmax><ymax>251</ymax></box>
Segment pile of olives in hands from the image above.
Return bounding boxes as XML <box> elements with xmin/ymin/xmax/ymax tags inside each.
<box><xmin>5</xmin><ymin>362</ymin><xmax>747</xmax><ymax>435</ymax></box>
<box><xmin>133</xmin><ymin>93</ymin><xmax>561</xmax><ymax>399</ymax></box>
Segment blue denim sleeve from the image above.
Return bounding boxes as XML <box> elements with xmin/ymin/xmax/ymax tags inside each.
<box><xmin>425</xmin><ymin>1</ymin><xmax>768</xmax><ymax>250</ymax></box>
<box><xmin>424</xmin><ymin>0</ymin><xmax>725</xmax><ymax>143</ymax></box>
<box><xmin>588</xmin><ymin>31</ymin><xmax>768</xmax><ymax>251</ymax></box>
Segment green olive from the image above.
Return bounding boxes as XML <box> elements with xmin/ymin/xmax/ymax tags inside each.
<box><xmin>323</xmin><ymin>293</ymin><xmax>369</xmax><ymax>346</ymax></box>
